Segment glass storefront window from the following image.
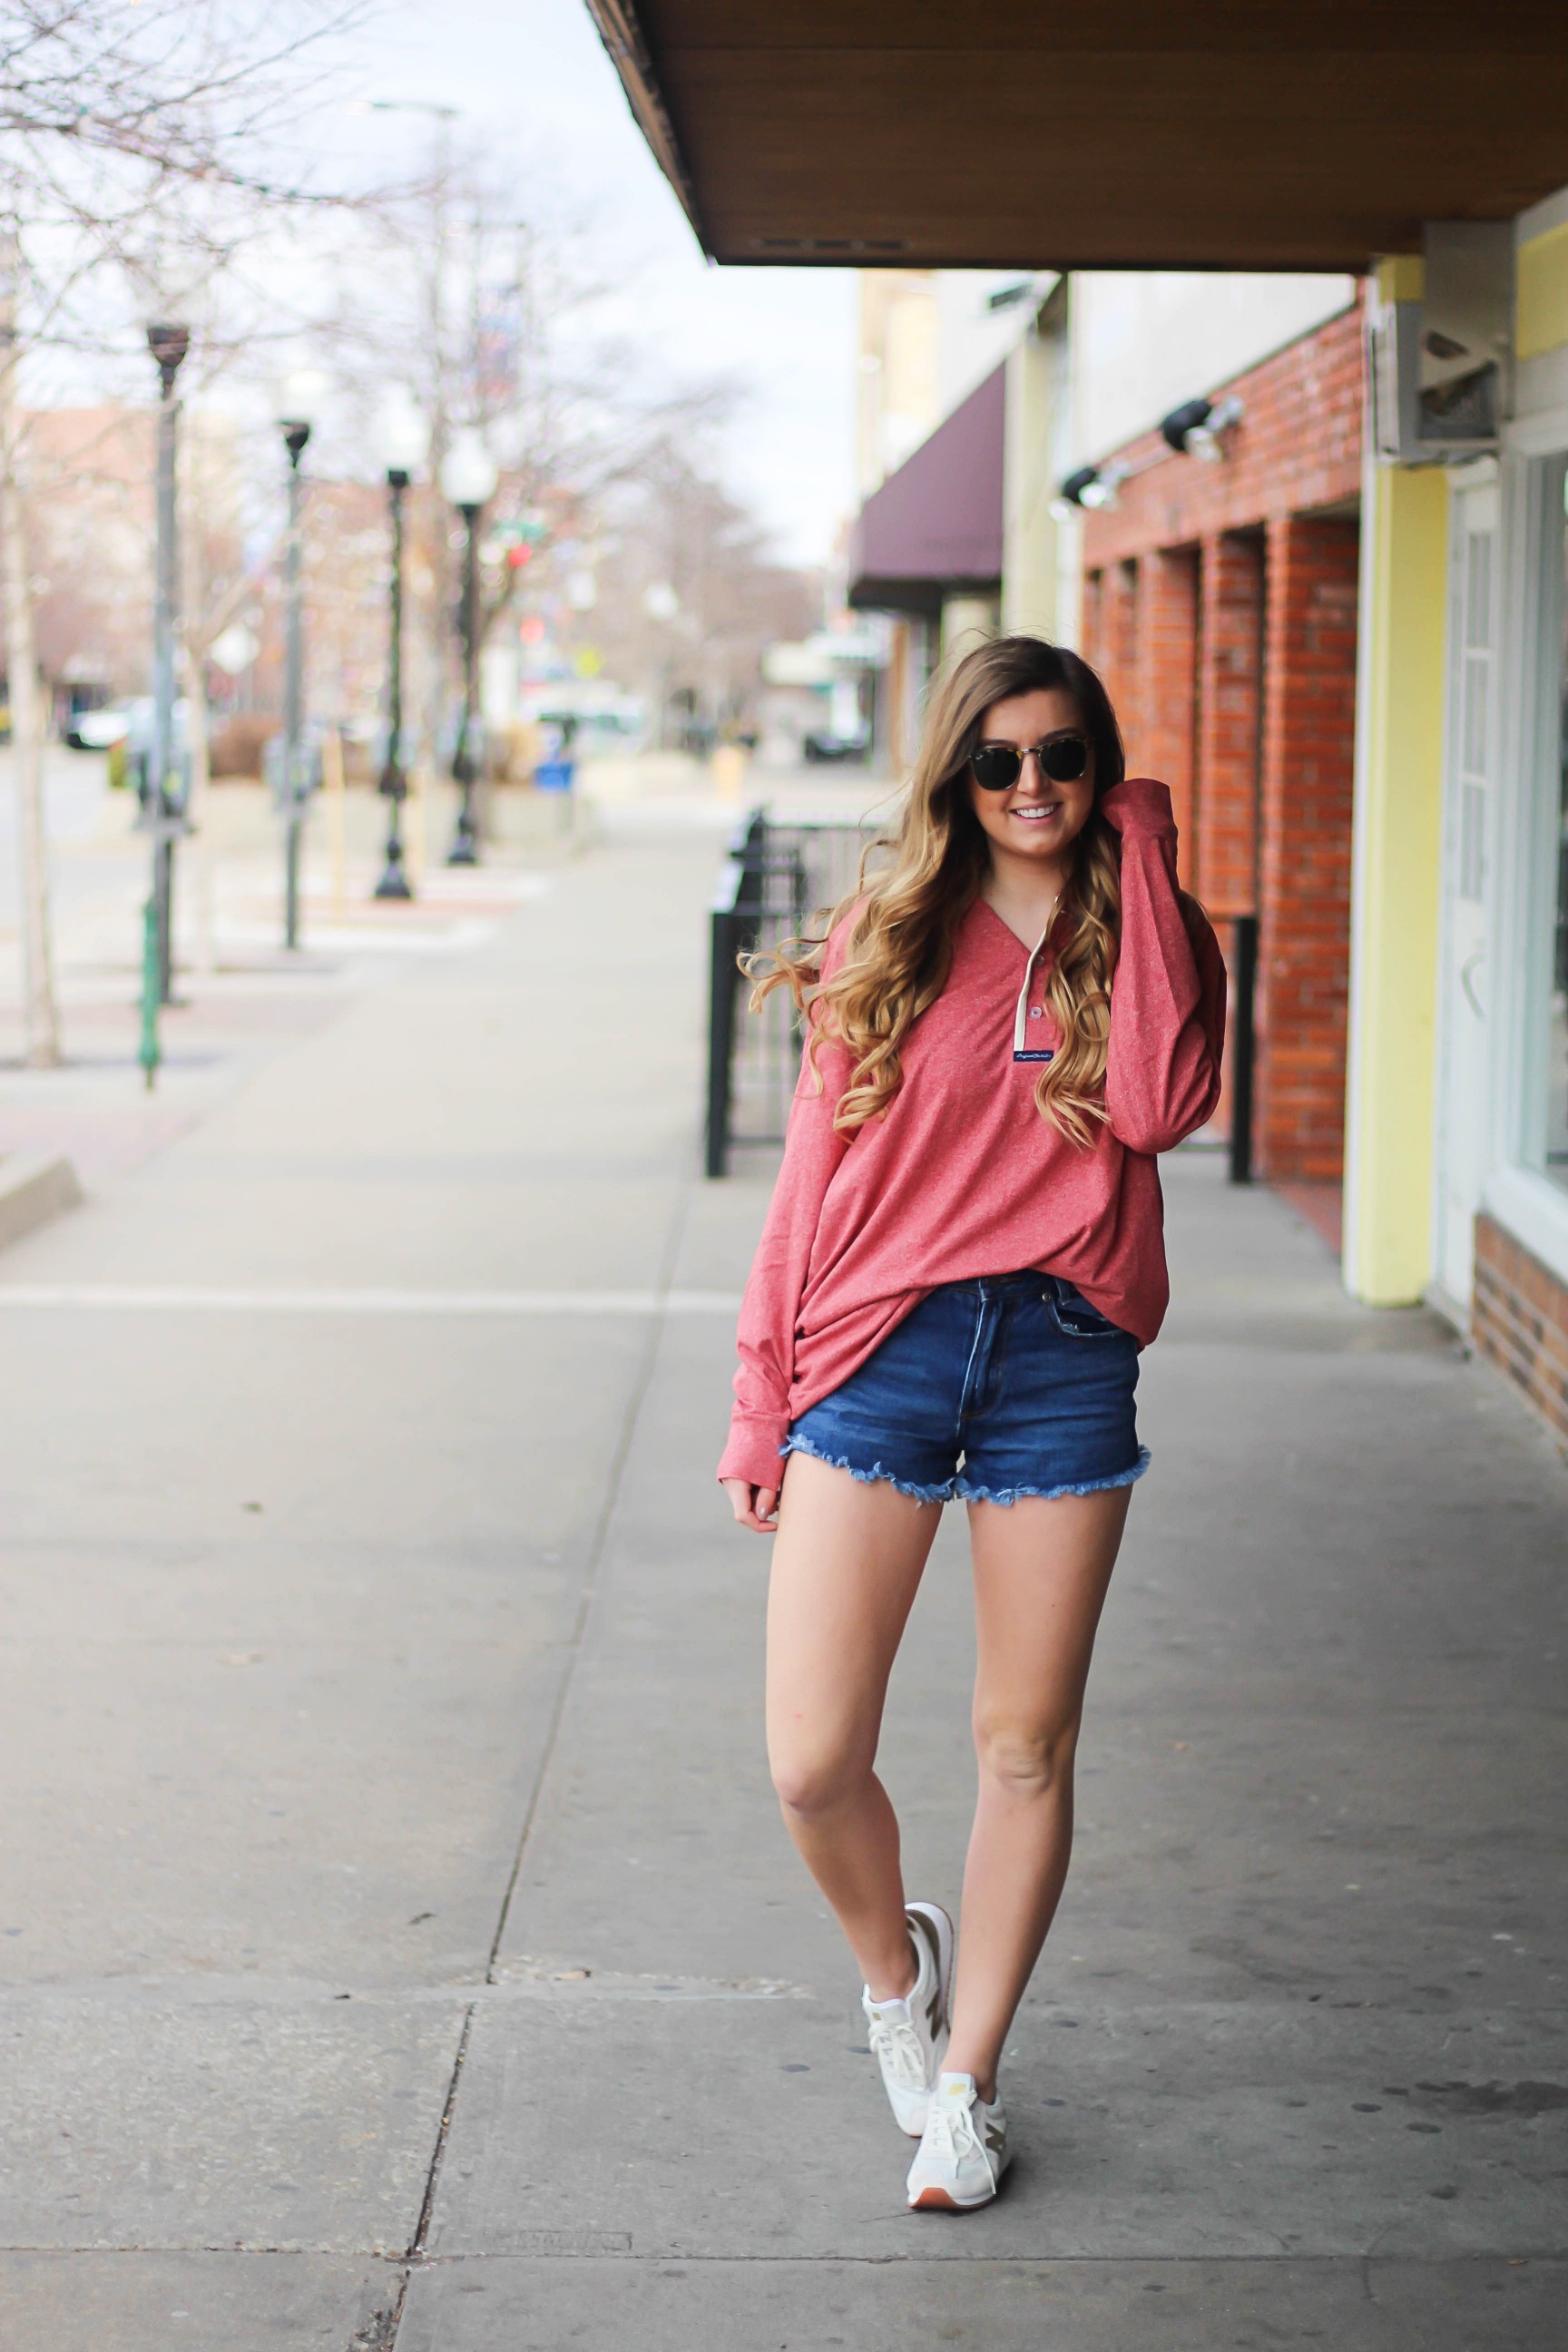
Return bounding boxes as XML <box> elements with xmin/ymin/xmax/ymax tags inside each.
<box><xmin>1551</xmin><ymin>475</ymin><xmax>1568</xmax><ymax>1191</ymax></box>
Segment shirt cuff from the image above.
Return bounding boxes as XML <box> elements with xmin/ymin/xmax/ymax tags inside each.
<box><xmin>717</xmin><ymin>1413</ymin><xmax>789</xmax><ymax>1489</ymax></box>
<box><xmin>1099</xmin><ymin>776</ymin><xmax>1176</xmax><ymax>839</ymax></box>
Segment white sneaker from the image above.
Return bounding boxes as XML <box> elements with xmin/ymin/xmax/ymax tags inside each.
<box><xmin>906</xmin><ymin>2072</ymin><xmax>1011</xmax><ymax>2210</ymax></box>
<box><xmin>860</xmin><ymin>1900</ymin><xmax>954</xmax><ymax>2136</ymax></box>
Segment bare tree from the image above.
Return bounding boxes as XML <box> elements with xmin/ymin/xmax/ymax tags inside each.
<box><xmin>574</xmin><ymin>427</ymin><xmax>819</xmax><ymax>747</ymax></box>
<box><xmin>311</xmin><ymin>140</ymin><xmax>750</xmax><ymax>776</ymax></box>
<box><xmin>0</xmin><ymin>242</ymin><xmax>56</xmax><ymax>1061</ymax></box>
<box><xmin>0</xmin><ymin>0</ymin><xmax>368</xmax><ymax>1062</ymax></box>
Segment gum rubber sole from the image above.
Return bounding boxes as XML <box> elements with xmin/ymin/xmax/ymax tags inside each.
<box><xmin>909</xmin><ymin>2185</ymin><xmax>995</xmax><ymax>2211</ymax></box>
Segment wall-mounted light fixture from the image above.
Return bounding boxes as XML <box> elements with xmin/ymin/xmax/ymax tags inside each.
<box><xmin>1160</xmin><ymin>394</ymin><xmax>1243</xmax><ymax>462</ymax></box>
<box><xmin>1051</xmin><ymin>461</ymin><xmax>1129</xmax><ymax>519</ymax></box>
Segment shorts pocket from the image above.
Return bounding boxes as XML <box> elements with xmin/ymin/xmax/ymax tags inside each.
<box><xmin>1044</xmin><ymin>1282</ymin><xmax>1125</xmax><ymax>1340</ymax></box>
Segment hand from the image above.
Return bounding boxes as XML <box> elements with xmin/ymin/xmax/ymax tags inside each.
<box><xmin>722</xmin><ymin>1476</ymin><xmax>779</xmax><ymax>1534</ymax></box>
<box><xmin>1097</xmin><ymin>776</ymin><xmax>1174</xmax><ymax>838</ymax></box>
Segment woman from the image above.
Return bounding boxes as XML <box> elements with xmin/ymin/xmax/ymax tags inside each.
<box><xmin>719</xmin><ymin>634</ymin><xmax>1226</xmax><ymax>2211</ymax></box>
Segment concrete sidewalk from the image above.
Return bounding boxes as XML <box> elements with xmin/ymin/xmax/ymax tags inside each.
<box><xmin>0</xmin><ymin>818</ymin><xmax>1563</xmax><ymax>2350</ymax></box>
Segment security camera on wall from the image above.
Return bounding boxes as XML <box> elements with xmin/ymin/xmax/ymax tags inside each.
<box><xmin>1370</xmin><ymin>221</ymin><xmax>1514</xmax><ymax>465</ymax></box>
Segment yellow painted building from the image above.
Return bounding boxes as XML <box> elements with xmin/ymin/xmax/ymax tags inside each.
<box><xmin>1344</xmin><ymin>208</ymin><xmax>1568</xmax><ymax>1440</ymax></box>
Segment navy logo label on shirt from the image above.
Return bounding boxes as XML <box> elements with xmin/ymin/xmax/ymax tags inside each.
<box><xmin>1014</xmin><ymin>1047</ymin><xmax>1055</xmax><ymax>1064</ymax></box>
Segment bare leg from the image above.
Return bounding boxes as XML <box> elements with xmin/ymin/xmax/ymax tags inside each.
<box><xmin>766</xmin><ymin>1453</ymin><xmax>942</xmax><ymax>2000</ymax></box>
<box><xmin>944</xmin><ymin>1485</ymin><xmax>1132</xmax><ymax>2097</ymax></box>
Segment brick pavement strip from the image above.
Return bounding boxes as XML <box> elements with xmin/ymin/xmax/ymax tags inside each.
<box><xmin>0</xmin><ymin>820</ymin><xmax>1563</xmax><ymax>2348</ymax></box>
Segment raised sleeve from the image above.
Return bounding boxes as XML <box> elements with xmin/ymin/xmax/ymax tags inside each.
<box><xmin>717</xmin><ymin>929</ymin><xmax>856</xmax><ymax>1488</ymax></box>
<box><xmin>1099</xmin><ymin>777</ymin><xmax>1227</xmax><ymax>1156</ymax></box>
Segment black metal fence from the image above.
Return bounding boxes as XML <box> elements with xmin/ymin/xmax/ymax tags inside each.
<box><xmin>706</xmin><ymin>812</ymin><xmax>886</xmax><ymax>1178</ymax></box>
<box><xmin>1228</xmin><ymin>913</ymin><xmax>1259</xmax><ymax>1185</ymax></box>
<box><xmin>706</xmin><ymin>822</ymin><xmax>1259</xmax><ymax>1182</ymax></box>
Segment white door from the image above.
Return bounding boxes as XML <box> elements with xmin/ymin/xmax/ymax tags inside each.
<box><xmin>1435</xmin><ymin>478</ymin><xmax>1497</xmax><ymax>1307</ymax></box>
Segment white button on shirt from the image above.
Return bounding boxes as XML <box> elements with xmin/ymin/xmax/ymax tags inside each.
<box><xmin>1010</xmin><ymin>908</ymin><xmax>1059</xmax><ymax>1058</ymax></box>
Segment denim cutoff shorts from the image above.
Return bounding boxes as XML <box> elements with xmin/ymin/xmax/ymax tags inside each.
<box><xmin>782</xmin><ymin>1272</ymin><xmax>1150</xmax><ymax>1507</ymax></box>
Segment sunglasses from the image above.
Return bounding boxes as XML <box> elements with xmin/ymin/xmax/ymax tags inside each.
<box><xmin>969</xmin><ymin>734</ymin><xmax>1092</xmax><ymax>792</ymax></box>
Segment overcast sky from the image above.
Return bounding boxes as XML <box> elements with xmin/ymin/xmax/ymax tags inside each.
<box><xmin>362</xmin><ymin>0</ymin><xmax>858</xmax><ymax>567</ymax></box>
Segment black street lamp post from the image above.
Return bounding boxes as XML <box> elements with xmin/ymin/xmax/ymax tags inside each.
<box><xmin>282</xmin><ymin>423</ymin><xmax>309</xmax><ymax>943</ymax></box>
<box><xmin>277</xmin><ymin>370</ymin><xmax>326</xmax><ymax>947</ymax></box>
<box><xmin>375</xmin><ymin>466</ymin><xmax>412</xmax><ymax>899</ymax></box>
<box><xmin>439</xmin><ymin>430</ymin><xmax>498</xmax><ymax>867</ymax></box>
<box><xmin>146</xmin><ymin>319</ymin><xmax>190</xmax><ymax>1003</ymax></box>
<box><xmin>373</xmin><ymin>396</ymin><xmax>429</xmax><ymax>901</ymax></box>
<box><xmin>449</xmin><ymin>498</ymin><xmax>482</xmax><ymax>865</ymax></box>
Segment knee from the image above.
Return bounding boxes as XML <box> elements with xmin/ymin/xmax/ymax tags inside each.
<box><xmin>769</xmin><ymin>1738</ymin><xmax>869</xmax><ymax>1820</ymax></box>
<box><xmin>974</xmin><ymin>1710</ymin><xmax>1079</xmax><ymax>1802</ymax></box>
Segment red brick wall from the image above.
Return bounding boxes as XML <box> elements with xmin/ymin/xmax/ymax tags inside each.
<box><xmin>1078</xmin><ymin>298</ymin><xmax>1366</xmax><ymax>1193</ymax></box>
<box><xmin>1257</xmin><ymin>514</ymin><xmax>1360</xmax><ymax>1181</ymax></box>
<box><xmin>1099</xmin><ymin>558</ymin><xmax>1141</xmax><ymax>755</ymax></box>
<box><xmin>1196</xmin><ymin>531</ymin><xmax>1264</xmax><ymax>920</ymax></box>
<box><xmin>1137</xmin><ymin>548</ymin><xmax>1200</xmax><ymax>854</ymax></box>
<box><xmin>1082</xmin><ymin>299</ymin><xmax>1364</xmax><ymax>567</ymax></box>
<box><xmin>1473</xmin><ymin>1214</ymin><xmax>1568</xmax><ymax>1447</ymax></box>
<box><xmin>1081</xmin><ymin>566</ymin><xmax>1105</xmax><ymax>678</ymax></box>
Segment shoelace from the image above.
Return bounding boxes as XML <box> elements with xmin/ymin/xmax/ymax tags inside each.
<box><xmin>927</xmin><ymin>2098</ymin><xmax>984</xmax><ymax>2169</ymax></box>
<box><xmin>866</xmin><ymin>2008</ymin><xmax>928</xmax><ymax>2089</ymax></box>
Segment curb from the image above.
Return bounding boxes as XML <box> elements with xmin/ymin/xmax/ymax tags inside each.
<box><xmin>0</xmin><ymin>1152</ymin><xmax>83</xmax><ymax>1253</ymax></box>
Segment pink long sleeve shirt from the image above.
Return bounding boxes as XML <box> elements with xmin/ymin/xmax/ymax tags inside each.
<box><xmin>718</xmin><ymin>777</ymin><xmax>1228</xmax><ymax>1491</ymax></box>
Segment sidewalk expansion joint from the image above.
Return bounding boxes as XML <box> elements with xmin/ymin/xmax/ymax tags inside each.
<box><xmin>0</xmin><ymin>1975</ymin><xmax>807</xmax><ymax>2008</ymax></box>
<box><xmin>2</xmin><ymin>2246</ymin><xmax>1561</xmax><ymax>2268</ymax></box>
<box><xmin>378</xmin><ymin>1178</ymin><xmax>697</xmax><ymax>2350</ymax></box>
<box><xmin>482</xmin><ymin>1180</ymin><xmax>695</xmax><ymax>1984</ymax></box>
<box><xmin>407</xmin><ymin>2000</ymin><xmax>475</xmax><ymax>2267</ymax></box>
<box><xmin>0</xmin><ymin>1283</ymin><xmax>741</xmax><ymax>1315</ymax></box>
<box><xmin>0</xmin><ymin>1974</ymin><xmax>807</xmax><ymax>2007</ymax></box>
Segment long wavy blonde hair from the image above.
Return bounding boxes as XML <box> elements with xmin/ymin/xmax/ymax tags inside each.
<box><xmin>750</xmin><ymin>634</ymin><xmax>1153</xmax><ymax>1149</ymax></box>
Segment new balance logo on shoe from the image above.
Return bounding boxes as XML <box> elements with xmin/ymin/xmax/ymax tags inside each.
<box><xmin>862</xmin><ymin>1900</ymin><xmax>954</xmax><ymax>2139</ymax></box>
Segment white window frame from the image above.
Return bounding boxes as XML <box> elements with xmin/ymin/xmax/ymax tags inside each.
<box><xmin>1484</xmin><ymin>430</ymin><xmax>1568</xmax><ymax>1280</ymax></box>
<box><xmin>1431</xmin><ymin>456</ymin><xmax>1499</xmax><ymax>1315</ymax></box>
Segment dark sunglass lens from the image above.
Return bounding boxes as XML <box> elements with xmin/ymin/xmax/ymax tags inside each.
<box><xmin>971</xmin><ymin>747</ymin><xmax>1022</xmax><ymax>790</ymax></box>
<box><xmin>1042</xmin><ymin>737</ymin><xmax>1090</xmax><ymax>783</ymax></box>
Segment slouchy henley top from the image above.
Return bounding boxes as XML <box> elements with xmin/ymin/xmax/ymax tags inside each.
<box><xmin>718</xmin><ymin>776</ymin><xmax>1228</xmax><ymax>1492</ymax></box>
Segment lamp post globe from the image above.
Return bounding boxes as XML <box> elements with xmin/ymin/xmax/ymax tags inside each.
<box><xmin>372</xmin><ymin>393</ymin><xmax>430</xmax><ymax>901</ymax></box>
<box><xmin>439</xmin><ymin>430</ymin><xmax>499</xmax><ymax>867</ymax></box>
<box><xmin>439</xmin><ymin>429</ymin><xmax>499</xmax><ymax>511</ymax></box>
<box><xmin>278</xmin><ymin>366</ymin><xmax>328</xmax><ymax>459</ymax></box>
<box><xmin>274</xmin><ymin>368</ymin><xmax>328</xmax><ymax>949</ymax></box>
<box><xmin>378</xmin><ymin>391</ymin><xmax>429</xmax><ymax>480</ymax></box>
<box><xmin>146</xmin><ymin>321</ymin><xmax>191</xmax><ymax>395</ymax></box>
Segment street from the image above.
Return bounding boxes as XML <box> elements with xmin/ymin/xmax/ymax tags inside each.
<box><xmin>0</xmin><ymin>813</ymin><xmax>1562</xmax><ymax>2348</ymax></box>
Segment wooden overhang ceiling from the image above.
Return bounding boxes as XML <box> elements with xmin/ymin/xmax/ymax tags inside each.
<box><xmin>584</xmin><ymin>3</ymin><xmax>1568</xmax><ymax>272</ymax></box>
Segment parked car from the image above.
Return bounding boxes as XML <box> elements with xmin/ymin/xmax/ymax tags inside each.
<box><xmin>68</xmin><ymin>707</ymin><xmax>131</xmax><ymax>751</ymax></box>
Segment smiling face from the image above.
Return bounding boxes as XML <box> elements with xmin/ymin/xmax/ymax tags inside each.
<box><xmin>965</xmin><ymin>685</ymin><xmax>1098</xmax><ymax>876</ymax></box>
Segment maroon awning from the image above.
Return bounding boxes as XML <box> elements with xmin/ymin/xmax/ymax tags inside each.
<box><xmin>847</xmin><ymin>363</ymin><xmax>1004</xmax><ymax>618</ymax></box>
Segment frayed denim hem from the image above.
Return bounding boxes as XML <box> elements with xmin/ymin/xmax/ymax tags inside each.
<box><xmin>955</xmin><ymin>1446</ymin><xmax>1152</xmax><ymax>1507</ymax></box>
<box><xmin>779</xmin><ymin>1433</ymin><xmax>956</xmax><ymax>1504</ymax></box>
<box><xmin>780</xmin><ymin>1434</ymin><xmax>1152</xmax><ymax>1508</ymax></box>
